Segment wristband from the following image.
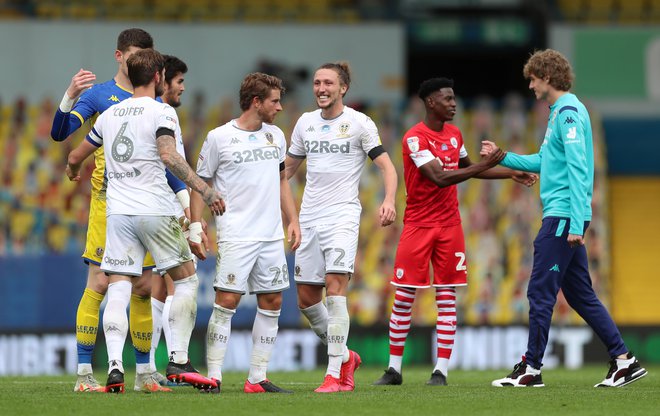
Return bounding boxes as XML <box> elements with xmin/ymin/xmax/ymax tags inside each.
<box><xmin>176</xmin><ymin>189</ymin><xmax>190</xmax><ymax>210</ymax></box>
<box><xmin>188</xmin><ymin>221</ymin><xmax>203</xmax><ymax>244</ymax></box>
<box><xmin>59</xmin><ymin>91</ymin><xmax>76</xmax><ymax>113</ymax></box>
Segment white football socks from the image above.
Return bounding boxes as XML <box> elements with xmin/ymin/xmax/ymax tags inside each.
<box><xmin>300</xmin><ymin>301</ymin><xmax>329</xmax><ymax>345</ymax></box>
<box><xmin>149</xmin><ymin>297</ymin><xmax>165</xmax><ymax>373</ymax></box>
<box><xmin>206</xmin><ymin>303</ymin><xmax>235</xmax><ymax>381</ymax></box>
<box><xmin>169</xmin><ymin>274</ymin><xmax>199</xmax><ymax>364</ymax></box>
<box><xmin>326</xmin><ymin>296</ymin><xmax>349</xmax><ymax>378</ymax></box>
<box><xmin>248</xmin><ymin>308</ymin><xmax>280</xmax><ymax>384</ymax></box>
<box><xmin>103</xmin><ymin>280</ymin><xmax>131</xmax><ymax>374</ymax></box>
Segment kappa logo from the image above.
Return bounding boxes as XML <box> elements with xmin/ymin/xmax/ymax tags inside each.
<box><xmin>564</xmin><ymin>117</ymin><xmax>575</xmax><ymax>124</ymax></box>
<box><xmin>306</xmin><ymin>126</ymin><xmax>315</xmax><ymax>132</ymax></box>
<box><xmin>108</xmin><ymin>95</ymin><xmax>120</xmax><ymax>103</ymax></box>
<box><xmin>549</xmin><ymin>264</ymin><xmax>560</xmax><ymax>272</ymax></box>
<box><xmin>230</xmin><ymin>137</ymin><xmax>241</xmax><ymax>144</ymax></box>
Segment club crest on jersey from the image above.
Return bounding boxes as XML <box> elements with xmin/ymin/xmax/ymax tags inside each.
<box><xmin>337</xmin><ymin>122</ymin><xmax>351</xmax><ymax>138</ymax></box>
<box><xmin>407</xmin><ymin>136</ymin><xmax>419</xmax><ymax>153</ymax></box>
<box><xmin>265</xmin><ymin>132</ymin><xmax>274</xmax><ymax>145</ymax></box>
<box><xmin>227</xmin><ymin>273</ymin><xmax>236</xmax><ymax>285</ymax></box>
<box><xmin>395</xmin><ymin>268</ymin><xmax>404</xmax><ymax>279</ymax></box>
<box><xmin>450</xmin><ymin>137</ymin><xmax>458</xmax><ymax>148</ymax></box>
<box><xmin>321</xmin><ymin>125</ymin><xmax>330</xmax><ymax>132</ymax></box>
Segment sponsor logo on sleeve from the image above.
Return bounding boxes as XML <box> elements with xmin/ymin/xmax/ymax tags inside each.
<box><xmin>407</xmin><ymin>136</ymin><xmax>419</xmax><ymax>152</ymax></box>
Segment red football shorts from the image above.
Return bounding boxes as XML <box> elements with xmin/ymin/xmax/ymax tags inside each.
<box><xmin>392</xmin><ymin>223</ymin><xmax>467</xmax><ymax>288</ymax></box>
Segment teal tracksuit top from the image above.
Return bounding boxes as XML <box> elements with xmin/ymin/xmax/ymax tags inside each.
<box><xmin>500</xmin><ymin>93</ymin><xmax>594</xmax><ymax>236</ymax></box>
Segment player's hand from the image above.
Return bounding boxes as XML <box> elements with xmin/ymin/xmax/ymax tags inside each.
<box><xmin>379</xmin><ymin>200</ymin><xmax>396</xmax><ymax>227</ymax></box>
<box><xmin>66</xmin><ymin>69</ymin><xmax>96</xmax><ymax>100</ymax></box>
<box><xmin>480</xmin><ymin>140</ymin><xmax>499</xmax><ymax>157</ymax></box>
<box><xmin>203</xmin><ymin>188</ymin><xmax>225</xmax><ymax>216</ymax></box>
<box><xmin>512</xmin><ymin>171</ymin><xmax>538</xmax><ymax>187</ymax></box>
<box><xmin>567</xmin><ymin>233</ymin><xmax>584</xmax><ymax>248</ymax></box>
<box><xmin>188</xmin><ymin>222</ymin><xmax>209</xmax><ymax>260</ymax></box>
<box><xmin>65</xmin><ymin>163</ymin><xmax>80</xmax><ymax>181</ymax></box>
<box><xmin>287</xmin><ymin>221</ymin><xmax>301</xmax><ymax>251</ymax></box>
<box><xmin>482</xmin><ymin>148</ymin><xmax>506</xmax><ymax>168</ymax></box>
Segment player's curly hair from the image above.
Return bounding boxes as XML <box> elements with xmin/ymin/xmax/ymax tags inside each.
<box><xmin>239</xmin><ymin>72</ymin><xmax>285</xmax><ymax>111</ymax></box>
<box><xmin>317</xmin><ymin>62</ymin><xmax>351</xmax><ymax>96</ymax></box>
<box><xmin>523</xmin><ymin>49</ymin><xmax>574</xmax><ymax>91</ymax></box>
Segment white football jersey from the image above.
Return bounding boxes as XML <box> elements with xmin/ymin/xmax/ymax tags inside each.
<box><xmin>87</xmin><ymin>96</ymin><xmax>179</xmax><ymax>217</ymax></box>
<box><xmin>196</xmin><ymin>120</ymin><xmax>286</xmax><ymax>242</ymax></box>
<box><xmin>288</xmin><ymin>106</ymin><xmax>382</xmax><ymax>227</ymax></box>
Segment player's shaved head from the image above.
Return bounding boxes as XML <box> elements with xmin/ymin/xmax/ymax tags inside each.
<box><xmin>523</xmin><ymin>49</ymin><xmax>574</xmax><ymax>92</ymax></box>
<box><xmin>117</xmin><ymin>28</ymin><xmax>154</xmax><ymax>52</ymax></box>
<box><xmin>418</xmin><ymin>78</ymin><xmax>454</xmax><ymax>100</ymax></box>
<box><xmin>127</xmin><ymin>49</ymin><xmax>165</xmax><ymax>88</ymax></box>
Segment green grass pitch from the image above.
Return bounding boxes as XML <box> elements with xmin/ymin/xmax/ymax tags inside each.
<box><xmin>0</xmin><ymin>366</ymin><xmax>657</xmax><ymax>416</ymax></box>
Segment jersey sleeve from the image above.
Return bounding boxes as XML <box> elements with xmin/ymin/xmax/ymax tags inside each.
<box><xmin>277</xmin><ymin>129</ymin><xmax>287</xmax><ymax>164</ymax></box>
<box><xmin>51</xmin><ymin>87</ymin><xmax>98</xmax><ymax>141</ymax></box>
<box><xmin>85</xmin><ymin>113</ymin><xmax>105</xmax><ymax>148</ymax></box>
<box><xmin>360</xmin><ymin>115</ymin><xmax>382</xmax><ymax>154</ymax></box>
<box><xmin>157</xmin><ymin>104</ymin><xmax>179</xmax><ymax>133</ymax></box>
<box><xmin>558</xmin><ymin>106</ymin><xmax>589</xmax><ymax>235</ymax></box>
<box><xmin>196</xmin><ymin>133</ymin><xmax>218</xmax><ymax>180</ymax></box>
<box><xmin>404</xmin><ymin>134</ymin><xmax>435</xmax><ymax>168</ymax></box>
<box><xmin>501</xmin><ymin>152</ymin><xmax>541</xmax><ymax>172</ymax></box>
<box><xmin>287</xmin><ymin>117</ymin><xmax>306</xmax><ymax>158</ymax></box>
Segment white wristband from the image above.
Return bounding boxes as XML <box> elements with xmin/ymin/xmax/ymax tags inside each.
<box><xmin>188</xmin><ymin>221</ymin><xmax>203</xmax><ymax>244</ymax></box>
<box><xmin>59</xmin><ymin>91</ymin><xmax>76</xmax><ymax>113</ymax></box>
<box><xmin>176</xmin><ymin>189</ymin><xmax>190</xmax><ymax>210</ymax></box>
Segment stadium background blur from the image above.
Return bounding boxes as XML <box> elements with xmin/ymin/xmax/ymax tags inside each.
<box><xmin>1</xmin><ymin>0</ymin><xmax>659</xmax><ymax>376</ymax></box>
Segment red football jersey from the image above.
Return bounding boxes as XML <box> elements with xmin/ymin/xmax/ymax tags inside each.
<box><xmin>401</xmin><ymin>121</ymin><xmax>467</xmax><ymax>227</ymax></box>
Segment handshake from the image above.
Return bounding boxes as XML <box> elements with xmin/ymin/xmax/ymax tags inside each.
<box><xmin>479</xmin><ymin>140</ymin><xmax>506</xmax><ymax>167</ymax></box>
<box><xmin>480</xmin><ymin>140</ymin><xmax>538</xmax><ymax>187</ymax></box>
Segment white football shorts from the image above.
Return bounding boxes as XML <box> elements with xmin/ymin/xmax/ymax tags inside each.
<box><xmin>102</xmin><ymin>215</ymin><xmax>193</xmax><ymax>276</ymax></box>
<box><xmin>293</xmin><ymin>222</ymin><xmax>359</xmax><ymax>285</ymax></box>
<box><xmin>214</xmin><ymin>240</ymin><xmax>289</xmax><ymax>294</ymax></box>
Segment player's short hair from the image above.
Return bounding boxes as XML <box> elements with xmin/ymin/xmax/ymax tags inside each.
<box><xmin>239</xmin><ymin>72</ymin><xmax>285</xmax><ymax>111</ymax></box>
<box><xmin>163</xmin><ymin>55</ymin><xmax>188</xmax><ymax>85</ymax></box>
<box><xmin>127</xmin><ymin>49</ymin><xmax>165</xmax><ymax>88</ymax></box>
<box><xmin>117</xmin><ymin>28</ymin><xmax>154</xmax><ymax>52</ymax></box>
<box><xmin>317</xmin><ymin>61</ymin><xmax>351</xmax><ymax>96</ymax></box>
<box><xmin>523</xmin><ymin>49</ymin><xmax>574</xmax><ymax>91</ymax></box>
<box><xmin>418</xmin><ymin>78</ymin><xmax>454</xmax><ymax>101</ymax></box>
